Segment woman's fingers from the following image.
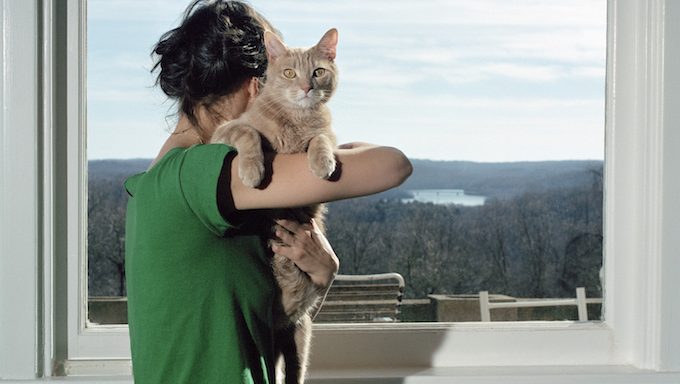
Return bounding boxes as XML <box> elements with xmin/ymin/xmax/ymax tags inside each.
<box><xmin>310</xmin><ymin>219</ymin><xmax>333</xmax><ymax>251</ymax></box>
<box><xmin>275</xmin><ymin>219</ymin><xmax>298</xmax><ymax>234</ymax></box>
<box><xmin>310</xmin><ymin>218</ymin><xmax>322</xmax><ymax>234</ymax></box>
<box><xmin>271</xmin><ymin>240</ymin><xmax>292</xmax><ymax>257</ymax></box>
<box><xmin>272</xmin><ymin>217</ymin><xmax>339</xmax><ymax>288</ymax></box>
<box><xmin>276</xmin><ymin>219</ymin><xmax>312</xmax><ymax>237</ymax></box>
<box><xmin>274</xmin><ymin>225</ymin><xmax>297</xmax><ymax>246</ymax></box>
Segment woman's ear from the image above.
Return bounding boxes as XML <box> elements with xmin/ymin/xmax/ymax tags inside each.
<box><xmin>246</xmin><ymin>77</ymin><xmax>260</xmax><ymax>108</ymax></box>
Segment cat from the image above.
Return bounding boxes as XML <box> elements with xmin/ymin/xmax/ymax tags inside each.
<box><xmin>210</xmin><ymin>28</ymin><xmax>339</xmax><ymax>384</ymax></box>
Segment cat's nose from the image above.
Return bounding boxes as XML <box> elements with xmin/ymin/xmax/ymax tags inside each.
<box><xmin>301</xmin><ymin>85</ymin><xmax>312</xmax><ymax>95</ymax></box>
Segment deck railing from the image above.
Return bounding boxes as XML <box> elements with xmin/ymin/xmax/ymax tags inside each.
<box><xmin>479</xmin><ymin>287</ymin><xmax>603</xmax><ymax>322</ymax></box>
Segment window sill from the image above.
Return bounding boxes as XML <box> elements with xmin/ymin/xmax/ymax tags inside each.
<box><xmin>8</xmin><ymin>366</ymin><xmax>680</xmax><ymax>384</ymax></box>
<box><xmin>307</xmin><ymin>367</ymin><xmax>680</xmax><ymax>384</ymax></box>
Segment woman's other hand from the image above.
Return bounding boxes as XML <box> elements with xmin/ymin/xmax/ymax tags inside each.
<box><xmin>271</xmin><ymin>218</ymin><xmax>339</xmax><ymax>289</ymax></box>
<box><xmin>336</xmin><ymin>142</ymin><xmax>372</xmax><ymax>150</ymax></box>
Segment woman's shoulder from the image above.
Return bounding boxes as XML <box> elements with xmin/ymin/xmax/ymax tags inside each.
<box><xmin>150</xmin><ymin>144</ymin><xmax>235</xmax><ymax>173</ymax></box>
<box><xmin>125</xmin><ymin>144</ymin><xmax>234</xmax><ymax>197</ymax></box>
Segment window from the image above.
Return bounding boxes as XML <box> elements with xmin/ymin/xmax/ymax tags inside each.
<box><xmin>86</xmin><ymin>0</ymin><xmax>607</xmax><ymax>328</ymax></box>
<box><xmin>0</xmin><ymin>0</ymin><xmax>673</xmax><ymax>380</ymax></box>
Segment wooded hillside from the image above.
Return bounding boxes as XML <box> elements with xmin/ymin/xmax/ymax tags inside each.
<box><xmin>87</xmin><ymin>158</ymin><xmax>603</xmax><ymax>300</ymax></box>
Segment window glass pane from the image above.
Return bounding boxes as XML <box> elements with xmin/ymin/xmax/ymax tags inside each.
<box><xmin>87</xmin><ymin>0</ymin><xmax>606</xmax><ymax>325</ymax></box>
<box><xmin>86</xmin><ymin>0</ymin><xmax>182</xmax><ymax>324</ymax></box>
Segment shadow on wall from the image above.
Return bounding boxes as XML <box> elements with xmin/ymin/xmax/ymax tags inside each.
<box><xmin>307</xmin><ymin>379</ymin><xmax>410</xmax><ymax>384</ymax></box>
<box><xmin>308</xmin><ymin>327</ymin><xmax>445</xmax><ymax>380</ymax></box>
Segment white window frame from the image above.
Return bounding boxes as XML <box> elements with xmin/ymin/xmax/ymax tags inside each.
<box><xmin>2</xmin><ymin>0</ymin><xmax>679</xmax><ymax>381</ymax></box>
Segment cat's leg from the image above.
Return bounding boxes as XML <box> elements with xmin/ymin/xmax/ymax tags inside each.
<box><xmin>273</xmin><ymin>334</ymin><xmax>286</xmax><ymax>384</ymax></box>
<box><xmin>271</xmin><ymin>225</ymin><xmax>324</xmax><ymax>383</ymax></box>
<box><xmin>211</xmin><ymin>121</ymin><xmax>265</xmax><ymax>188</ymax></box>
<box><xmin>307</xmin><ymin>134</ymin><xmax>337</xmax><ymax>179</ymax></box>
<box><xmin>274</xmin><ymin>316</ymin><xmax>313</xmax><ymax>384</ymax></box>
<box><xmin>291</xmin><ymin>314</ymin><xmax>313</xmax><ymax>384</ymax></box>
<box><xmin>274</xmin><ymin>325</ymin><xmax>298</xmax><ymax>384</ymax></box>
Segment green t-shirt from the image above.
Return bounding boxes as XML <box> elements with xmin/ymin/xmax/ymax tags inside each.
<box><xmin>124</xmin><ymin>144</ymin><xmax>276</xmax><ymax>384</ymax></box>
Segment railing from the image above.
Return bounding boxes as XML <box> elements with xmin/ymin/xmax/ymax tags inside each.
<box><xmin>479</xmin><ymin>287</ymin><xmax>603</xmax><ymax>322</ymax></box>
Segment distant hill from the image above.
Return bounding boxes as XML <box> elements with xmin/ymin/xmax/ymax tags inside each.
<box><xmin>88</xmin><ymin>158</ymin><xmax>603</xmax><ymax>200</ymax></box>
<box><xmin>401</xmin><ymin>159</ymin><xmax>603</xmax><ymax>199</ymax></box>
<box><xmin>88</xmin><ymin>159</ymin><xmax>151</xmax><ymax>180</ymax></box>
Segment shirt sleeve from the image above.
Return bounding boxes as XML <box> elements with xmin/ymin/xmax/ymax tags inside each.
<box><xmin>178</xmin><ymin>144</ymin><xmax>239</xmax><ymax>236</ymax></box>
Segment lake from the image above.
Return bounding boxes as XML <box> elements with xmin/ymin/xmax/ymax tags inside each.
<box><xmin>402</xmin><ymin>189</ymin><xmax>486</xmax><ymax>206</ymax></box>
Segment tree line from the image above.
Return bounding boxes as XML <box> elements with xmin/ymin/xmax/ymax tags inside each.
<box><xmin>325</xmin><ymin>169</ymin><xmax>603</xmax><ymax>299</ymax></box>
<box><xmin>88</xmin><ymin>162</ymin><xmax>603</xmax><ymax>301</ymax></box>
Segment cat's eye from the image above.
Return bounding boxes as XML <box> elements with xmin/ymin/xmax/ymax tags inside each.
<box><xmin>283</xmin><ymin>69</ymin><xmax>296</xmax><ymax>79</ymax></box>
<box><xmin>313</xmin><ymin>68</ymin><xmax>326</xmax><ymax>77</ymax></box>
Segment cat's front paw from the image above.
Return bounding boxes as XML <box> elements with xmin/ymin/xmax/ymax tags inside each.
<box><xmin>309</xmin><ymin>153</ymin><xmax>337</xmax><ymax>179</ymax></box>
<box><xmin>239</xmin><ymin>156</ymin><xmax>265</xmax><ymax>188</ymax></box>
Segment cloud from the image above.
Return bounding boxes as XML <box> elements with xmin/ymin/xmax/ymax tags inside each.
<box><xmin>255</xmin><ymin>0</ymin><xmax>604</xmax><ymax>28</ymax></box>
<box><xmin>339</xmin><ymin>57</ymin><xmax>603</xmax><ymax>89</ymax></box>
<box><xmin>88</xmin><ymin>0</ymin><xmax>189</xmax><ymax>23</ymax></box>
<box><xmin>88</xmin><ymin>120</ymin><xmax>169</xmax><ymax>160</ymax></box>
<box><xmin>480</xmin><ymin>63</ymin><xmax>564</xmax><ymax>82</ymax></box>
<box><xmin>87</xmin><ymin>88</ymin><xmax>163</xmax><ymax>103</ymax></box>
<box><xmin>299</xmin><ymin>1</ymin><xmax>607</xmax><ymax>88</ymax></box>
<box><xmin>86</xmin><ymin>0</ymin><xmax>607</xmax><ymax>161</ymax></box>
<box><xmin>492</xmin><ymin>29</ymin><xmax>606</xmax><ymax>63</ymax></box>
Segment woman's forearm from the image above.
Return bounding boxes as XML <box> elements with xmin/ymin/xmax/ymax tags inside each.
<box><xmin>333</xmin><ymin>144</ymin><xmax>413</xmax><ymax>197</ymax></box>
<box><xmin>231</xmin><ymin>144</ymin><xmax>412</xmax><ymax>210</ymax></box>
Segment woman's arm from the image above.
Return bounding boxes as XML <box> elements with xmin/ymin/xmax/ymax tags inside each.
<box><xmin>230</xmin><ymin>143</ymin><xmax>412</xmax><ymax>210</ymax></box>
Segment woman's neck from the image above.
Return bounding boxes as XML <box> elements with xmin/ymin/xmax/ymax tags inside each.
<box><xmin>150</xmin><ymin>114</ymin><xmax>218</xmax><ymax>167</ymax></box>
<box><xmin>149</xmin><ymin>83</ymin><xmax>253</xmax><ymax>167</ymax></box>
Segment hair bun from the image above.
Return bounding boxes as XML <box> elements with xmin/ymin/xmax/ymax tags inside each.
<box><xmin>151</xmin><ymin>1</ymin><xmax>269</xmax><ymax>122</ymax></box>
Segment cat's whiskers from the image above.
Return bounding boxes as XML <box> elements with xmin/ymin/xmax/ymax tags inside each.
<box><xmin>260</xmin><ymin>92</ymin><xmax>313</xmax><ymax>116</ymax></box>
<box><xmin>259</xmin><ymin>95</ymin><xmax>294</xmax><ymax>120</ymax></box>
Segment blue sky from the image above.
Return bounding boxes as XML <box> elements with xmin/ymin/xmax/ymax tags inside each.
<box><xmin>87</xmin><ymin>0</ymin><xmax>606</xmax><ymax>161</ymax></box>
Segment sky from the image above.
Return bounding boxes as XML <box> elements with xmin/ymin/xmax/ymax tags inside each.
<box><xmin>87</xmin><ymin>0</ymin><xmax>607</xmax><ymax>162</ymax></box>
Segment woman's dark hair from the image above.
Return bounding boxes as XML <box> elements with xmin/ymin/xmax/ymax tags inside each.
<box><xmin>152</xmin><ymin>0</ymin><xmax>271</xmax><ymax>124</ymax></box>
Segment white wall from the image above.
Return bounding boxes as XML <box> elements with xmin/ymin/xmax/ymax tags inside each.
<box><xmin>0</xmin><ymin>0</ymin><xmax>41</xmax><ymax>379</ymax></box>
<box><xmin>660</xmin><ymin>0</ymin><xmax>680</xmax><ymax>372</ymax></box>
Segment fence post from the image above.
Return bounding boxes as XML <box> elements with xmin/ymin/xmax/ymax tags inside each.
<box><xmin>576</xmin><ymin>287</ymin><xmax>588</xmax><ymax>321</ymax></box>
<box><xmin>480</xmin><ymin>291</ymin><xmax>491</xmax><ymax>322</ymax></box>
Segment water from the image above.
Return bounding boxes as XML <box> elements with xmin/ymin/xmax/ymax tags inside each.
<box><xmin>402</xmin><ymin>189</ymin><xmax>486</xmax><ymax>206</ymax></box>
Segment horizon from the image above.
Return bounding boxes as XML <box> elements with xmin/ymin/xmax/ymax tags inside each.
<box><xmin>88</xmin><ymin>156</ymin><xmax>604</xmax><ymax>165</ymax></box>
<box><xmin>87</xmin><ymin>0</ymin><xmax>606</xmax><ymax>162</ymax></box>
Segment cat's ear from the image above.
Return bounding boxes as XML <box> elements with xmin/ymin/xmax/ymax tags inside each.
<box><xmin>315</xmin><ymin>28</ymin><xmax>338</xmax><ymax>61</ymax></box>
<box><xmin>264</xmin><ymin>30</ymin><xmax>288</xmax><ymax>61</ymax></box>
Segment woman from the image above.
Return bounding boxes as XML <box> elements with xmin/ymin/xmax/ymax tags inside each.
<box><xmin>124</xmin><ymin>1</ymin><xmax>412</xmax><ymax>383</ymax></box>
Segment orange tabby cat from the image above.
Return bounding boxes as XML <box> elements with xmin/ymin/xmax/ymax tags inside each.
<box><xmin>211</xmin><ymin>28</ymin><xmax>338</xmax><ymax>384</ymax></box>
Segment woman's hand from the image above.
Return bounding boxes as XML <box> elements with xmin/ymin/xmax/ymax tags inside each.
<box><xmin>336</xmin><ymin>142</ymin><xmax>373</xmax><ymax>150</ymax></box>
<box><xmin>271</xmin><ymin>218</ymin><xmax>339</xmax><ymax>289</ymax></box>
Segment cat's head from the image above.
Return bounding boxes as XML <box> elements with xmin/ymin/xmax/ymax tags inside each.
<box><xmin>263</xmin><ymin>28</ymin><xmax>338</xmax><ymax>109</ymax></box>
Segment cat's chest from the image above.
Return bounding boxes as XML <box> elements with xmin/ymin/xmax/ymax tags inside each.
<box><xmin>274</xmin><ymin>111</ymin><xmax>333</xmax><ymax>153</ymax></box>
